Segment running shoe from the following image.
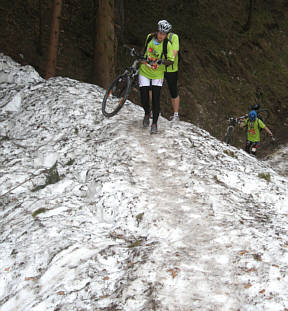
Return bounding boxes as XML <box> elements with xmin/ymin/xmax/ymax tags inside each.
<box><xmin>150</xmin><ymin>123</ymin><xmax>158</xmax><ymax>134</ymax></box>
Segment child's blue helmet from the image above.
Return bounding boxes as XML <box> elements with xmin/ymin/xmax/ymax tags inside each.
<box><xmin>248</xmin><ymin>110</ymin><xmax>257</xmax><ymax>121</ymax></box>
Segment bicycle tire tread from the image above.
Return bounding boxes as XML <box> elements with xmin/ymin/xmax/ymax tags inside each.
<box><xmin>102</xmin><ymin>74</ymin><xmax>132</xmax><ymax>118</ymax></box>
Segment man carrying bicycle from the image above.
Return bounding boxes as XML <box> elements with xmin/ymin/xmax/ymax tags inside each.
<box><xmin>240</xmin><ymin>110</ymin><xmax>274</xmax><ymax>156</ymax></box>
<box><xmin>140</xmin><ymin>20</ymin><xmax>175</xmax><ymax>134</ymax></box>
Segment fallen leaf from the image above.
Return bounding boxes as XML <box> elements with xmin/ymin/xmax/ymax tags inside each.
<box><xmin>247</xmin><ymin>268</ymin><xmax>256</xmax><ymax>273</ymax></box>
<box><xmin>252</xmin><ymin>254</ymin><xmax>262</xmax><ymax>261</ymax></box>
<box><xmin>103</xmin><ymin>276</ymin><xmax>109</xmax><ymax>281</ymax></box>
<box><xmin>272</xmin><ymin>264</ymin><xmax>279</xmax><ymax>268</ymax></box>
<box><xmin>239</xmin><ymin>250</ymin><xmax>248</xmax><ymax>255</ymax></box>
<box><xmin>4</xmin><ymin>267</ymin><xmax>10</xmax><ymax>272</ymax></box>
<box><xmin>57</xmin><ymin>291</ymin><xmax>65</xmax><ymax>295</ymax></box>
<box><xmin>99</xmin><ymin>295</ymin><xmax>109</xmax><ymax>299</ymax></box>
<box><xmin>167</xmin><ymin>268</ymin><xmax>179</xmax><ymax>279</ymax></box>
<box><xmin>24</xmin><ymin>276</ymin><xmax>37</xmax><ymax>281</ymax></box>
<box><xmin>259</xmin><ymin>289</ymin><xmax>265</xmax><ymax>294</ymax></box>
<box><xmin>244</xmin><ymin>283</ymin><xmax>252</xmax><ymax>289</ymax></box>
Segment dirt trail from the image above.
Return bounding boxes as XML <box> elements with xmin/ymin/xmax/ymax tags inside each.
<box><xmin>121</xmin><ymin>118</ymin><xmax>244</xmax><ymax>310</ymax></box>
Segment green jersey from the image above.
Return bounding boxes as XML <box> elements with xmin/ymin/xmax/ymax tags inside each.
<box><xmin>139</xmin><ymin>35</ymin><xmax>175</xmax><ymax>80</ymax></box>
<box><xmin>244</xmin><ymin>118</ymin><xmax>266</xmax><ymax>142</ymax></box>
<box><xmin>166</xmin><ymin>33</ymin><xmax>179</xmax><ymax>73</ymax></box>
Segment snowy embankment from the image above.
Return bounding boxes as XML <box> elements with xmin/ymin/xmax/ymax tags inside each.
<box><xmin>266</xmin><ymin>145</ymin><xmax>288</xmax><ymax>177</ymax></box>
<box><xmin>0</xmin><ymin>54</ymin><xmax>288</xmax><ymax>311</ymax></box>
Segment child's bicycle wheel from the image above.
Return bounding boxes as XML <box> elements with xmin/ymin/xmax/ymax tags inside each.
<box><xmin>224</xmin><ymin>126</ymin><xmax>234</xmax><ymax>144</ymax></box>
<box><xmin>102</xmin><ymin>74</ymin><xmax>132</xmax><ymax>117</ymax></box>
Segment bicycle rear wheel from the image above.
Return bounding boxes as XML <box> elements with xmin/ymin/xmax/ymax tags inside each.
<box><xmin>257</xmin><ymin>109</ymin><xmax>270</xmax><ymax>122</ymax></box>
<box><xmin>102</xmin><ymin>74</ymin><xmax>132</xmax><ymax>117</ymax></box>
<box><xmin>224</xmin><ymin>126</ymin><xmax>234</xmax><ymax>144</ymax></box>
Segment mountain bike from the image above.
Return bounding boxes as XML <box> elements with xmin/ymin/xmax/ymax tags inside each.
<box><xmin>223</xmin><ymin>108</ymin><xmax>270</xmax><ymax>144</ymax></box>
<box><xmin>102</xmin><ymin>47</ymin><xmax>145</xmax><ymax>118</ymax></box>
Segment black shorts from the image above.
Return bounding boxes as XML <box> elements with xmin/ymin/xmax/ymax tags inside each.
<box><xmin>164</xmin><ymin>71</ymin><xmax>178</xmax><ymax>99</ymax></box>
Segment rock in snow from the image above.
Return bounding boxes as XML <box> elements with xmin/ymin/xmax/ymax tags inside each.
<box><xmin>0</xmin><ymin>55</ymin><xmax>288</xmax><ymax>311</ymax></box>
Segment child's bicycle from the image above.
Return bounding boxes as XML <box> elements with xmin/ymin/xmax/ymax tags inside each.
<box><xmin>223</xmin><ymin>107</ymin><xmax>270</xmax><ymax>144</ymax></box>
<box><xmin>102</xmin><ymin>46</ymin><xmax>146</xmax><ymax>118</ymax></box>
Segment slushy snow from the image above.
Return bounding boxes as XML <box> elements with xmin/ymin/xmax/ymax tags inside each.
<box><xmin>0</xmin><ymin>54</ymin><xmax>288</xmax><ymax>311</ymax></box>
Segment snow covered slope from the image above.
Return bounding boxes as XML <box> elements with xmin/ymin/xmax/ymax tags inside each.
<box><xmin>0</xmin><ymin>55</ymin><xmax>288</xmax><ymax>311</ymax></box>
<box><xmin>266</xmin><ymin>145</ymin><xmax>288</xmax><ymax>177</ymax></box>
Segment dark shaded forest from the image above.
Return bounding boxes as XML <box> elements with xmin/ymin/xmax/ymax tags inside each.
<box><xmin>1</xmin><ymin>0</ymin><xmax>288</xmax><ymax>157</ymax></box>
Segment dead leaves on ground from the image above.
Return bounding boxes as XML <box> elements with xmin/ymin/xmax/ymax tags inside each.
<box><xmin>244</xmin><ymin>282</ymin><xmax>252</xmax><ymax>289</ymax></box>
<box><xmin>239</xmin><ymin>250</ymin><xmax>248</xmax><ymax>256</ymax></box>
<box><xmin>24</xmin><ymin>276</ymin><xmax>37</xmax><ymax>281</ymax></box>
<box><xmin>246</xmin><ymin>267</ymin><xmax>256</xmax><ymax>273</ymax></box>
<box><xmin>167</xmin><ymin>267</ymin><xmax>180</xmax><ymax>279</ymax></box>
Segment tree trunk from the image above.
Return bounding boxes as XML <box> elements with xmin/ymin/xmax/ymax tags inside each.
<box><xmin>45</xmin><ymin>0</ymin><xmax>62</xmax><ymax>79</ymax></box>
<box><xmin>115</xmin><ymin>0</ymin><xmax>125</xmax><ymax>42</ymax></box>
<box><xmin>243</xmin><ymin>0</ymin><xmax>254</xmax><ymax>32</ymax></box>
<box><xmin>36</xmin><ymin>0</ymin><xmax>43</xmax><ymax>56</ymax></box>
<box><xmin>94</xmin><ymin>0</ymin><xmax>115</xmax><ymax>88</ymax></box>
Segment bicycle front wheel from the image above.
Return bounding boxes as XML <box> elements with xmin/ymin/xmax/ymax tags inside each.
<box><xmin>102</xmin><ymin>74</ymin><xmax>132</xmax><ymax>118</ymax></box>
<box><xmin>224</xmin><ymin>126</ymin><xmax>234</xmax><ymax>144</ymax></box>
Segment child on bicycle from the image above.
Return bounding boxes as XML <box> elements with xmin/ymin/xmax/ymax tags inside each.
<box><xmin>139</xmin><ymin>20</ymin><xmax>175</xmax><ymax>134</ymax></box>
<box><xmin>239</xmin><ymin>110</ymin><xmax>274</xmax><ymax>156</ymax></box>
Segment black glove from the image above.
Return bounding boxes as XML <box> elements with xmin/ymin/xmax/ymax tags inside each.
<box><xmin>156</xmin><ymin>59</ymin><xmax>163</xmax><ymax>65</ymax></box>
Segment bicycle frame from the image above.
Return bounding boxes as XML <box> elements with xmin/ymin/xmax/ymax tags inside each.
<box><xmin>123</xmin><ymin>59</ymin><xmax>141</xmax><ymax>83</ymax></box>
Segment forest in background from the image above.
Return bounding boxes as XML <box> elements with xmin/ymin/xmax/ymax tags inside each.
<box><xmin>1</xmin><ymin>0</ymin><xmax>288</xmax><ymax>157</ymax></box>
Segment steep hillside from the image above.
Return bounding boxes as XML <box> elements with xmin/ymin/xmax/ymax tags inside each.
<box><xmin>124</xmin><ymin>0</ymin><xmax>288</xmax><ymax>156</ymax></box>
<box><xmin>1</xmin><ymin>55</ymin><xmax>288</xmax><ymax>311</ymax></box>
<box><xmin>0</xmin><ymin>0</ymin><xmax>287</xmax><ymax>156</ymax></box>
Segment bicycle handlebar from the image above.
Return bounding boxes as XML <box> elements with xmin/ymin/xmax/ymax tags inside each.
<box><xmin>227</xmin><ymin>115</ymin><xmax>247</xmax><ymax>121</ymax></box>
<box><xmin>123</xmin><ymin>45</ymin><xmax>145</xmax><ymax>60</ymax></box>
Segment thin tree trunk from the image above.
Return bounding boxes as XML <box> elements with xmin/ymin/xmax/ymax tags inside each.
<box><xmin>36</xmin><ymin>0</ymin><xmax>43</xmax><ymax>56</ymax></box>
<box><xmin>94</xmin><ymin>0</ymin><xmax>115</xmax><ymax>88</ymax></box>
<box><xmin>243</xmin><ymin>0</ymin><xmax>254</xmax><ymax>32</ymax></box>
<box><xmin>45</xmin><ymin>0</ymin><xmax>62</xmax><ymax>79</ymax></box>
<box><xmin>115</xmin><ymin>0</ymin><xmax>125</xmax><ymax>42</ymax></box>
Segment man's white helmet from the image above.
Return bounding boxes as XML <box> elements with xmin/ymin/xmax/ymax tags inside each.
<box><xmin>158</xmin><ymin>20</ymin><xmax>172</xmax><ymax>33</ymax></box>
